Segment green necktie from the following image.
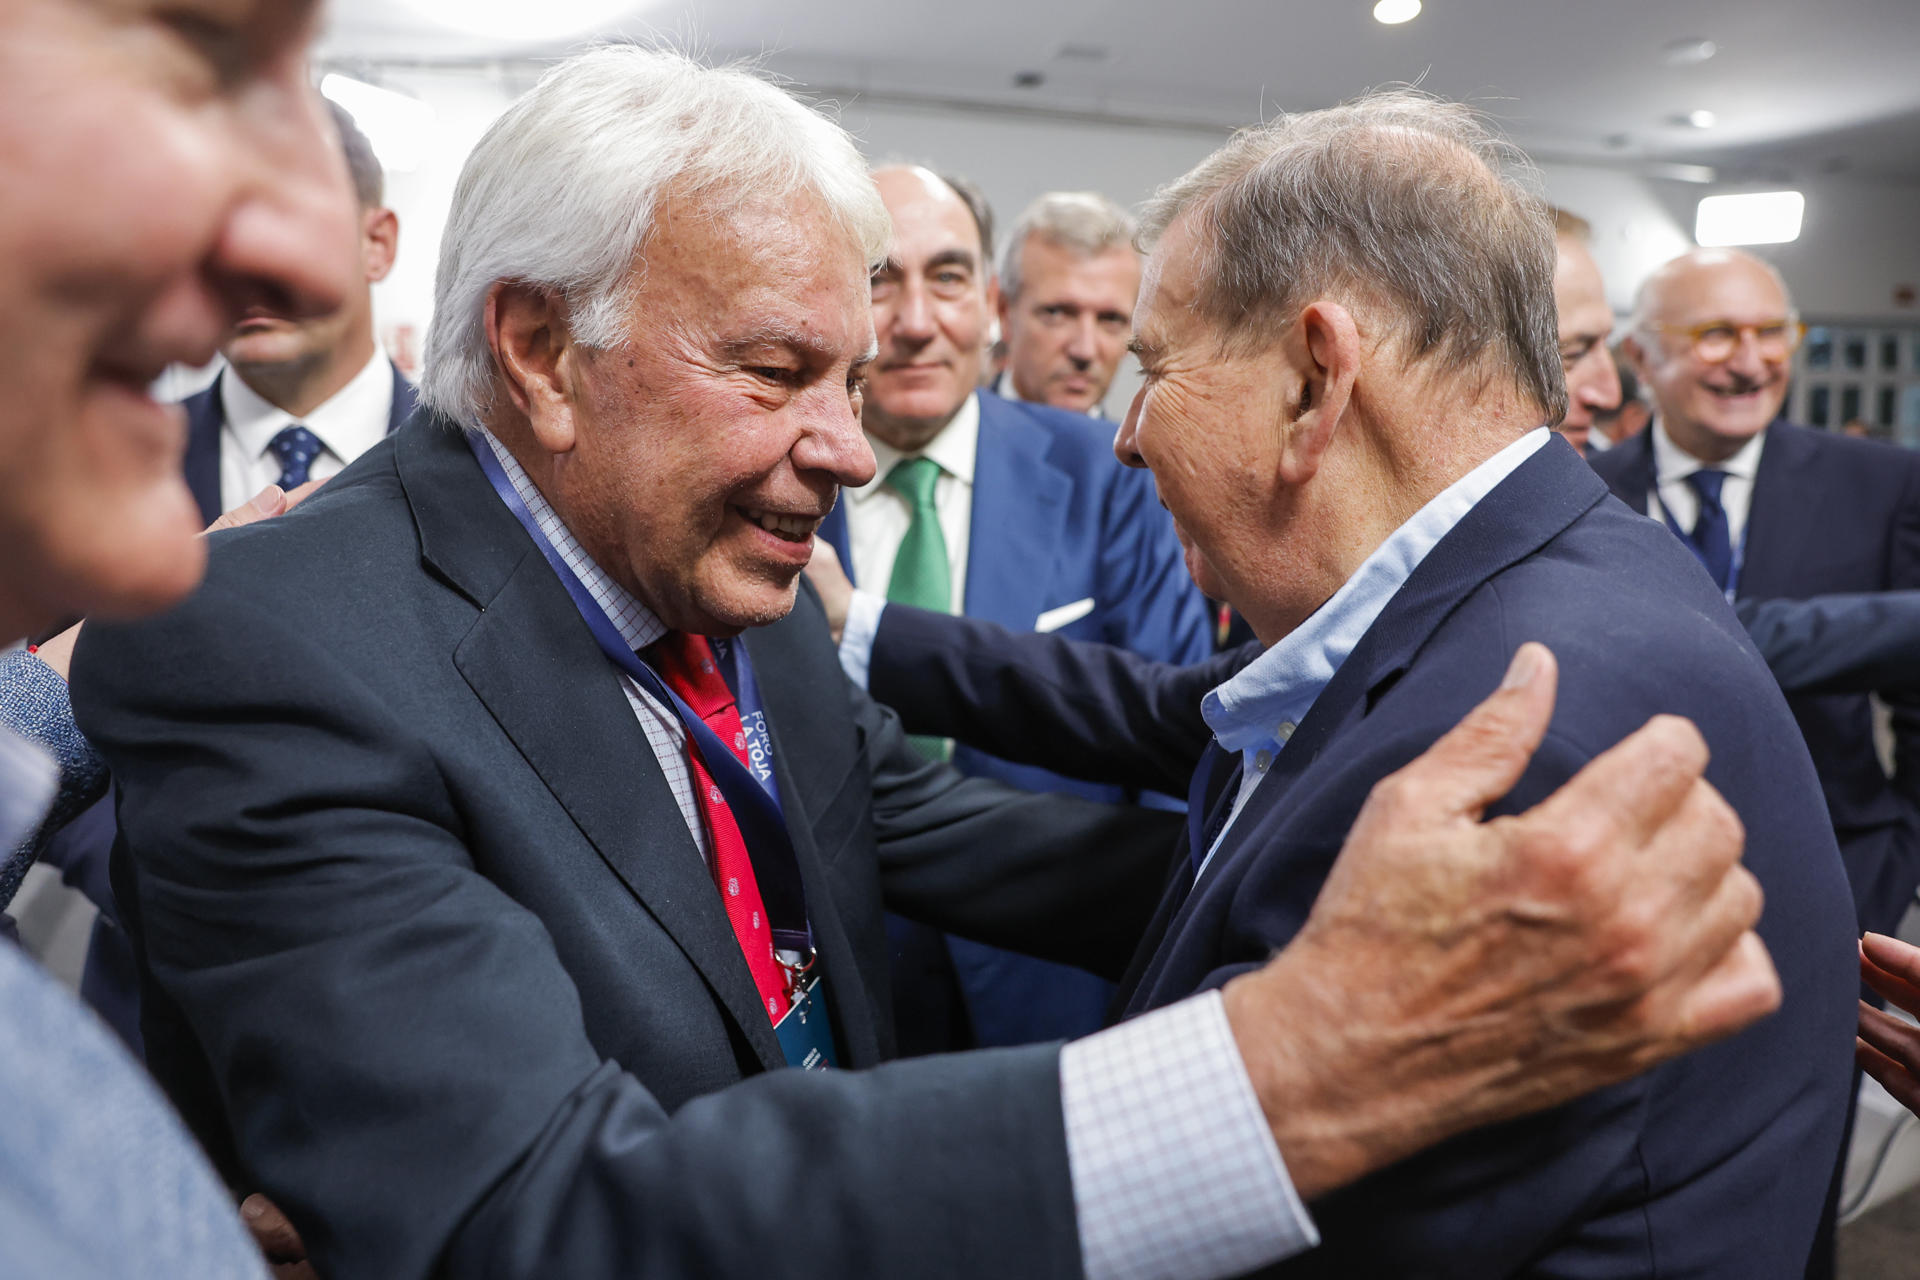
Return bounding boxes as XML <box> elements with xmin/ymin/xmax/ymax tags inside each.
<box><xmin>884</xmin><ymin>456</ymin><xmax>952</xmax><ymax>760</ymax></box>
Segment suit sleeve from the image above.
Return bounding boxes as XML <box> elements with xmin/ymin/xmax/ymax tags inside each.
<box><xmin>1737</xmin><ymin>592</ymin><xmax>1920</xmax><ymax>696</ymax></box>
<box><xmin>1884</xmin><ymin>452</ymin><xmax>1920</xmax><ymax>811</ymax></box>
<box><xmin>869</xmin><ymin>603</ymin><xmax>1254</xmax><ymax>795</ymax></box>
<box><xmin>72</xmin><ymin>583</ymin><xmax>1092</xmax><ymax>1280</ymax></box>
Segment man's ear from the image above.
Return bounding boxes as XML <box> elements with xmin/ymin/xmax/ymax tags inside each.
<box><xmin>1280</xmin><ymin>300</ymin><xmax>1361</xmax><ymax>485</ymax></box>
<box><xmin>361</xmin><ymin>207</ymin><xmax>399</xmax><ymax>285</ymax></box>
<box><xmin>484</xmin><ymin>281</ymin><xmax>580</xmax><ymax>455</ymax></box>
<box><xmin>1619</xmin><ymin>332</ymin><xmax>1652</xmax><ymax>380</ymax></box>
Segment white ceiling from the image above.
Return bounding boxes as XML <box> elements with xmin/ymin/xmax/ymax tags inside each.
<box><xmin>317</xmin><ymin>0</ymin><xmax>1920</xmax><ymax>185</ymax></box>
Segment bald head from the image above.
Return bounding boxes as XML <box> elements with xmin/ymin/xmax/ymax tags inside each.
<box><xmin>865</xmin><ymin>165</ymin><xmax>999</xmax><ymax>449</ymax></box>
<box><xmin>1624</xmin><ymin>249</ymin><xmax>1797</xmax><ymax>463</ymax></box>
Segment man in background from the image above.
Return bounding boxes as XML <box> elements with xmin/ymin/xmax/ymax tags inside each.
<box><xmin>1596</xmin><ymin>249</ymin><xmax>1920</xmax><ymax>941</ymax></box>
<box><xmin>995</xmin><ymin>191</ymin><xmax>1141</xmax><ymax>418</ymax></box>
<box><xmin>823</xmin><ymin>165</ymin><xmax>1209</xmax><ymax>1051</ymax></box>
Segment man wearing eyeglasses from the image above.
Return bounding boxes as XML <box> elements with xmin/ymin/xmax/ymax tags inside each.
<box><xmin>1594</xmin><ymin>248</ymin><xmax>1920</xmax><ymax>941</ymax></box>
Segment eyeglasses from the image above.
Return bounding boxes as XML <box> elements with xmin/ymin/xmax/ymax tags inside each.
<box><xmin>1653</xmin><ymin>317</ymin><xmax>1806</xmax><ymax>363</ymax></box>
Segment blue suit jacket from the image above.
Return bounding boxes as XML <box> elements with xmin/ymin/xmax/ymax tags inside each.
<box><xmin>179</xmin><ymin>363</ymin><xmax>419</xmax><ymax>523</ymax></box>
<box><xmin>823</xmin><ymin>391</ymin><xmax>1208</xmax><ymax>1048</ymax></box>
<box><xmin>1106</xmin><ymin>438</ymin><xmax>1853</xmax><ymax>1276</ymax></box>
<box><xmin>1591</xmin><ymin>421</ymin><xmax>1920</xmax><ymax>935</ymax></box>
<box><xmin>823</xmin><ymin>390</ymin><xmax>1211</xmax><ymax>798</ymax></box>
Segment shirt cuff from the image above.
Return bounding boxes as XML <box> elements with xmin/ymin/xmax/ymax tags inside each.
<box><xmin>1061</xmin><ymin>990</ymin><xmax>1319</xmax><ymax>1280</ymax></box>
<box><xmin>837</xmin><ymin>589</ymin><xmax>886</xmax><ymax>689</ymax></box>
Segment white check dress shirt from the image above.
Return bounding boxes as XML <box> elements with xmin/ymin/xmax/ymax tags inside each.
<box><xmin>218</xmin><ymin>352</ymin><xmax>396</xmax><ymax>511</ymax></box>
<box><xmin>484</xmin><ymin>430</ymin><xmax>1317</xmax><ymax>1279</ymax></box>
<box><xmin>1645</xmin><ymin>419</ymin><xmax>1766</xmax><ymax>562</ymax></box>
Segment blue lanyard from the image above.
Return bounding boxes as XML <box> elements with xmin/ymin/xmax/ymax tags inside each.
<box><xmin>1655</xmin><ymin>464</ymin><xmax>1743</xmax><ymax>601</ymax></box>
<box><xmin>468</xmin><ymin>434</ymin><xmax>812</xmax><ymax>951</ymax></box>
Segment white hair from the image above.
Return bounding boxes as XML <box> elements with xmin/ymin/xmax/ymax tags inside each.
<box><xmin>420</xmin><ymin>46</ymin><xmax>891</xmax><ymax>426</ymax></box>
<box><xmin>998</xmin><ymin>191</ymin><xmax>1138</xmax><ymax>301</ymax></box>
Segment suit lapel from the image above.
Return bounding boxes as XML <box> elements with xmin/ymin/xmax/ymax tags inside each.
<box><xmin>386</xmin><ymin>368</ymin><xmax>420</xmax><ymax>434</ymax></box>
<box><xmin>1605</xmin><ymin>428</ymin><xmax>1655</xmax><ymax>514</ymax></box>
<box><xmin>741</xmin><ymin>612</ymin><xmax>881</xmax><ymax>1065</ymax></box>
<box><xmin>181</xmin><ymin>378</ymin><xmax>227</xmax><ymax>525</ymax></box>
<box><xmin>963</xmin><ymin>395</ymin><xmax>1071</xmax><ymax>627</ymax></box>
<box><xmin>818</xmin><ymin>502</ymin><xmax>854</xmax><ymax>579</ymax></box>
<box><xmin>1737</xmin><ymin>422</ymin><xmax>1810</xmax><ymax>599</ymax></box>
<box><xmin>398</xmin><ymin>419</ymin><xmax>787</xmax><ymax>1071</ymax></box>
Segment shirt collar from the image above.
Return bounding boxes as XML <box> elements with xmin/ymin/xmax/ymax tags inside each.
<box><xmin>1202</xmin><ymin>427</ymin><xmax>1551</xmax><ymax>755</ymax></box>
<box><xmin>852</xmin><ymin>391</ymin><xmax>981</xmax><ymax>505</ymax></box>
<box><xmin>1650</xmin><ymin>417</ymin><xmax>1767</xmax><ymax>485</ymax></box>
<box><xmin>478</xmin><ymin>431</ymin><xmax>666</xmax><ymax>652</ymax></box>
<box><xmin>220</xmin><ymin>351</ymin><xmax>395</xmax><ymax>468</ymax></box>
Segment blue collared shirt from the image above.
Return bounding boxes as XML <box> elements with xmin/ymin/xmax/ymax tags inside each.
<box><xmin>1195</xmin><ymin>427</ymin><xmax>1551</xmax><ymax>882</ymax></box>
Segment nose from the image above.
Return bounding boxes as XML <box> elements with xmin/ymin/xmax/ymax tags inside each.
<box><xmin>1576</xmin><ymin>349</ymin><xmax>1621</xmax><ymax>411</ymax></box>
<box><xmin>1112</xmin><ymin>385</ymin><xmax>1147</xmax><ymax>469</ymax></box>
<box><xmin>1065</xmin><ymin>314</ymin><xmax>1099</xmax><ymax>364</ymax></box>
<box><xmin>887</xmin><ymin>279</ymin><xmax>937</xmax><ymax>347</ymax></box>
<box><xmin>1724</xmin><ymin>329</ymin><xmax>1772</xmax><ymax>381</ymax></box>
<box><xmin>792</xmin><ymin>382</ymin><xmax>878</xmax><ymax>489</ymax></box>
<box><xmin>208</xmin><ymin>86</ymin><xmax>358</xmax><ymax>328</ymax></box>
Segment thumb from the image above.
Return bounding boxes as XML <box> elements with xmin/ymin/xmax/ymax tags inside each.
<box><xmin>205</xmin><ymin>485</ymin><xmax>288</xmax><ymax>534</ymax></box>
<box><xmin>1396</xmin><ymin>642</ymin><xmax>1559</xmax><ymax>821</ymax></box>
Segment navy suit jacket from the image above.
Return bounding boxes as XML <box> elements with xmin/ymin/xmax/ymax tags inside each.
<box><xmin>822</xmin><ymin>390</ymin><xmax>1211</xmax><ymax>802</ymax></box>
<box><xmin>1591</xmin><ymin>421</ymin><xmax>1920</xmax><ymax>934</ymax></box>
<box><xmin>179</xmin><ymin>363</ymin><xmax>419</xmax><ymax>522</ymax></box>
<box><xmin>72</xmin><ymin>415</ymin><xmax>1181</xmax><ymax>1280</ymax></box>
<box><xmin>1104</xmin><ymin>439</ymin><xmax>1855</xmax><ymax>1275</ymax></box>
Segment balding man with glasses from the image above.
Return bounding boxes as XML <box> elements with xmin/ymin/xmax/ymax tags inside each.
<box><xmin>1596</xmin><ymin>247</ymin><xmax>1920</xmax><ymax>940</ymax></box>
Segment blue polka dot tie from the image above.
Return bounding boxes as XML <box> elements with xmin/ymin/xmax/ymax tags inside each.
<box><xmin>266</xmin><ymin>424</ymin><xmax>324</xmax><ymax>490</ymax></box>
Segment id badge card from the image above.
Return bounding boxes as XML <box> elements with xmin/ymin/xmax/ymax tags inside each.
<box><xmin>774</xmin><ymin>974</ymin><xmax>839</xmax><ymax>1071</ymax></box>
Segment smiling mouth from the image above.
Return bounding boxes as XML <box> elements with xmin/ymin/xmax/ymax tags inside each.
<box><xmin>737</xmin><ymin>506</ymin><xmax>819</xmax><ymax>543</ymax></box>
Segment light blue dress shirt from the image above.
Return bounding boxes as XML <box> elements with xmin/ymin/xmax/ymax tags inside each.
<box><xmin>1195</xmin><ymin>427</ymin><xmax>1550</xmax><ymax>882</ymax></box>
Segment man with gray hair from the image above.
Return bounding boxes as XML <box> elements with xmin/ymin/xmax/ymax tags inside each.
<box><xmin>1101</xmin><ymin>91</ymin><xmax>1852</xmax><ymax>1272</ymax></box>
<box><xmin>76</xmin><ymin>52</ymin><xmax>1780</xmax><ymax>1280</ymax></box>
<box><xmin>995</xmin><ymin>190</ymin><xmax>1141</xmax><ymax>417</ymax></box>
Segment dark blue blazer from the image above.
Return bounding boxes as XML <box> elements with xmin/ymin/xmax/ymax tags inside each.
<box><xmin>1591</xmin><ymin>422</ymin><xmax>1920</xmax><ymax>935</ymax></box>
<box><xmin>41</xmin><ymin>361</ymin><xmax>418</xmax><ymax>1052</ymax></box>
<box><xmin>822</xmin><ymin>389</ymin><xmax>1212</xmax><ymax>800</ymax></box>
<box><xmin>179</xmin><ymin>363</ymin><xmax>419</xmax><ymax>523</ymax></box>
<box><xmin>1103</xmin><ymin>438</ymin><xmax>1855</xmax><ymax>1275</ymax></box>
<box><xmin>824</xmin><ymin>391</ymin><xmax>1208</xmax><ymax>1048</ymax></box>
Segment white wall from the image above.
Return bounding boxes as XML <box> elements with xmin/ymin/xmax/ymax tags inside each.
<box><xmin>359</xmin><ymin>69</ymin><xmax>1920</xmax><ymax>386</ymax></box>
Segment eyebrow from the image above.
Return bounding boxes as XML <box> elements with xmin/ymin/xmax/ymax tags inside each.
<box><xmin>719</xmin><ymin>325</ymin><xmax>841</xmax><ymax>365</ymax></box>
<box><xmin>1126</xmin><ymin>336</ymin><xmax>1159</xmax><ymax>362</ymax></box>
<box><xmin>926</xmin><ymin>248</ymin><xmax>978</xmax><ymax>273</ymax></box>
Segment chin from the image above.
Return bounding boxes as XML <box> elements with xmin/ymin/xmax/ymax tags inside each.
<box><xmin>690</xmin><ymin>575</ymin><xmax>802</xmax><ymax>636</ymax></box>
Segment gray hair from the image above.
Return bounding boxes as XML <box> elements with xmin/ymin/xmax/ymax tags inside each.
<box><xmin>999</xmin><ymin>191</ymin><xmax>1138</xmax><ymax>301</ymax></box>
<box><xmin>420</xmin><ymin>46</ymin><xmax>891</xmax><ymax>425</ymax></box>
<box><xmin>1141</xmin><ymin>89</ymin><xmax>1566</xmax><ymax>422</ymax></box>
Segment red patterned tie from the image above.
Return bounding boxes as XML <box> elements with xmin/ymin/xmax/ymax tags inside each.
<box><xmin>651</xmin><ymin>632</ymin><xmax>791</xmax><ymax>1025</ymax></box>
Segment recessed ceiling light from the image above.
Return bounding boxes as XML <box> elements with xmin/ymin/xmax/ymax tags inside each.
<box><xmin>1663</xmin><ymin>38</ymin><xmax>1718</xmax><ymax>66</ymax></box>
<box><xmin>1648</xmin><ymin>162</ymin><xmax>1718</xmax><ymax>185</ymax></box>
<box><xmin>1687</xmin><ymin>109</ymin><xmax>1717</xmax><ymax>129</ymax></box>
<box><xmin>1373</xmin><ymin>0</ymin><xmax>1422</xmax><ymax>25</ymax></box>
<box><xmin>393</xmin><ymin>0</ymin><xmax>637</xmax><ymax>41</ymax></box>
<box><xmin>1696</xmin><ymin>191</ymin><xmax>1805</xmax><ymax>246</ymax></box>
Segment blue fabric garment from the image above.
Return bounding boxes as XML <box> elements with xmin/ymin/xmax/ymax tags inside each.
<box><xmin>0</xmin><ymin>650</ymin><xmax>105</xmax><ymax>909</ymax></box>
<box><xmin>1685</xmin><ymin>468</ymin><xmax>1734</xmax><ymax>591</ymax></box>
<box><xmin>1194</xmin><ymin>428</ymin><xmax>1549</xmax><ymax>881</ymax></box>
<box><xmin>0</xmin><ymin>727</ymin><xmax>266</xmax><ymax>1280</ymax></box>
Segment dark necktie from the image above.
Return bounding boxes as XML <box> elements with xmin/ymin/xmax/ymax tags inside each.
<box><xmin>1685</xmin><ymin>468</ymin><xmax>1733</xmax><ymax>591</ymax></box>
<box><xmin>266</xmin><ymin>424</ymin><xmax>324</xmax><ymax>490</ymax></box>
<box><xmin>650</xmin><ymin>632</ymin><xmax>790</xmax><ymax>1024</ymax></box>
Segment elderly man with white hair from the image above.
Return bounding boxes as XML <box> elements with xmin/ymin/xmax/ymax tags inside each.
<box><xmin>75</xmin><ymin>49</ymin><xmax>1778</xmax><ymax>1280</ymax></box>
